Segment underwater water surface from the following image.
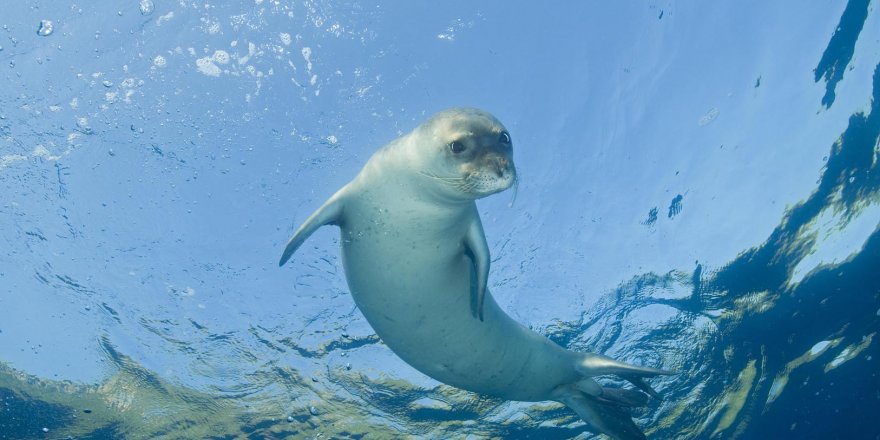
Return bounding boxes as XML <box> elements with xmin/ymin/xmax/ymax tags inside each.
<box><xmin>1</xmin><ymin>1</ymin><xmax>879</xmax><ymax>439</ymax></box>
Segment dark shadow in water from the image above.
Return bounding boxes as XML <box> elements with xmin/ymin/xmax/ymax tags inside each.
<box><xmin>698</xmin><ymin>59</ymin><xmax>880</xmax><ymax>437</ymax></box>
<box><xmin>569</xmin><ymin>61</ymin><xmax>880</xmax><ymax>439</ymax></box>
<box><xmin>667</xmin><ymin>194</ymin><xmax>683</xmax><ymax>219</ymax></box>
<box><xmin>77</xmin><ymin>423</ymin><xmax>125</xmax><ymax>440</ymax></box>
<box><xmin>0</xmin><ymin>387</ymin><xmax>74</xmax><ymax>440</ymax></box>
<box><xmin>814</xmin><ymin>0</ymin><xmax>871</xmax><ymax>108</ymax></box>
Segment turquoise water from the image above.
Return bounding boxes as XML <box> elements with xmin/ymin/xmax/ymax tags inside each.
<box><xmin>1</xmin><ymin>1</ymin><xmax>878</xmax><ymax>439</ymax></box>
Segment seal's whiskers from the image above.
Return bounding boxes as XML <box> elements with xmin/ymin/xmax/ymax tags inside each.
<box><xmin>418</xmin><ymin>171</ymin><xmax>465</xmax><ymax>184</ymax></box>
<box><xmin>458</xmin><ymin>179</ymin><xmax>480</xmax><ymax>193</ymax></box>
<box><xmin>508</xmin><ymin>174</ymin><xmax>519</xmax><ymax>208</ymax></box>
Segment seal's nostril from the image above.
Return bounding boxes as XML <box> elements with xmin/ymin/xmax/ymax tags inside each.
<box><xmin>497</xmin><ymin>157</ymin><xmax>510</xmax><ymax>173</ymax></box>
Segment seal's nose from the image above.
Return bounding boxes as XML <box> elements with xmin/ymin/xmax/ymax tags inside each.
<box><xmin>494</xmin><ymin>156</ymin><xmax>511</xmax><ymax>177</ymax></box>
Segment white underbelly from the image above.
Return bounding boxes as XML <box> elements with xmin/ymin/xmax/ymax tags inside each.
<box><xmin>341</xmin><ymin>233</ymin><xmax>577</xmax><ymax>401</ymax></box>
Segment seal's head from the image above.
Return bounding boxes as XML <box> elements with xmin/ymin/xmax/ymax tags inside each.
<box><xmin>415</xmin><ymin>108</ymin><xmax>517</xmax><ymax>200</ymax></box>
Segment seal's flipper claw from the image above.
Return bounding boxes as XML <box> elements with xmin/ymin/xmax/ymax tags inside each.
<box><xmin>279</xmin><ymin>190</ymin><xmax>346</xmax><ymax>267</ymax></box>
<box><xmin>463</xmin><ymin>214</ymin><xmax>490</xmax><ymax>321</ymax></box>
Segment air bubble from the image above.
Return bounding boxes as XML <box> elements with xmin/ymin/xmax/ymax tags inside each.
<box><xmin>102</xmin><ymin>80</ymin><xmax>113</xmax><ymax>87</ymax></box>
<box><xmin>76</xmin><ymin>117</ymin><xmax>93</xmax><ymax>134</ymax></box>
<box><xmin>37</xmin><ymin>20</ymin><xmax>54</xmax><ymax>36</ymax></box>
<box><xmin>212</xmin><ymin>50</ymin><xmax>230</xmax><ymax>64</ymax></box>
<box><xmin>139</xmin><ymin>0</ymin><xmax>155</xmax><ymax>15</ymax></box>
<box><xmin>309</xmin><ymin>406</ymin><xmax>319</xmax><ymax>416</ymax></box>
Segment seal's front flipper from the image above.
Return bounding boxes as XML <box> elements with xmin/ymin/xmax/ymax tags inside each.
<box><xmin>463</xmin><ymin>215</ymin><xmax>489</xmax><ymax>321</ymax></box>
<box><xmin>279</xmin><ymin>191</ymin><xmax>346</xmax><ymax>267</ymax></box>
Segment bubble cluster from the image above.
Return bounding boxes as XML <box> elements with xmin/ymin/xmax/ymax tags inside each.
<box><xmin>36</xmin><ymin>20</ymin><xmax>54</xmax><ymax>36</ymax></box>
<box><xmin>212</xmin><ymin>50</ymin><xmax>230</xmax><ymax>64</ymax></box>
<box><xmin>139</xmin><ymin>0</ymin><xmax>155</xmax><ymax>16</ymax></box>
<box><xmin>196</xmin><ymin>57</ymin><xmax>221</xmax><ymax>76</ymax></box>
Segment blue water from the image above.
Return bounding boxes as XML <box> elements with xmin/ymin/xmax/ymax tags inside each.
<box><xmin>1</xmin><ymin>1</ymin><xmax>878</xmax><ymax>439</ymax></box>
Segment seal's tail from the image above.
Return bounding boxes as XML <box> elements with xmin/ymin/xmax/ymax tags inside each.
<box><xmin>556</xmin><ymin>353</ymin><xmax>674</xmax><ymax>440</ymax></box>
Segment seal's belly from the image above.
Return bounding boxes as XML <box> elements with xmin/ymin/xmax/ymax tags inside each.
<box><xmin>340</xmin><ymin>228</ymin><xmax>576</xmax><ymax>401</ymax></box>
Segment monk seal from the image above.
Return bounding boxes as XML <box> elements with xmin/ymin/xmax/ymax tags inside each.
<box><xmin>279</xmin><ymin>108</ymin><xmax>672</xmax><ymax>440</ymax></box>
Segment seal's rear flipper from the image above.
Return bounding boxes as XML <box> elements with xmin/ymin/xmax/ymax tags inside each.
<box><xmin>559</xmin><ymin>390</ymin><xmax>647</xmax><ymax>440</ymax></box>
<box><xmin>576</xmin><ymin>353</ymin><xmax>675</xmax><ymax>399</ymax></box>
<box><xmin>279</xmin><ymin>190</ymin><xmax>346</xmax><ymax>267</ymax></box>
<box><xmin>594</xmin><ymin>386</ymin><xmax>651</xmax><ymax>407</ymax></box>
<box><xmin>559</xmin><ymin>353</ymin><xmax>674</xmax><ymax>438</ymax></box>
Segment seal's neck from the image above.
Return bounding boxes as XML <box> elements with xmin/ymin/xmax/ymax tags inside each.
<box><xmin>350</xmin><ymin>155</ymin><xmax>471</xmax><ymax>230</ymax></box>
<box><xmin>365</xmin><ymin>136</ymin><xmax>474</xmax><ymax>206</ymax></box>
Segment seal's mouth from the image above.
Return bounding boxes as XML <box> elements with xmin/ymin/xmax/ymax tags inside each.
<box><xmin>466</xmin><ymin>162</ymin><xmax>517</xmax><ymax>197</ymax></box>
<box><xmin>418</xmin><ymin>155</ymin><xmax>516</xmax><ymax>199</ymax></box>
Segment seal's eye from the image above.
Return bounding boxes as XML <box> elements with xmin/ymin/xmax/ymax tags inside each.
<box><xmin>449</xmin><ymin>141</ymin><xmax>466</xmax><ymax>154</ymax></box>
<box><xmin>499</xmin><ymin>131</ymin><xmax>511</xmax><ymax>144</ymax></box>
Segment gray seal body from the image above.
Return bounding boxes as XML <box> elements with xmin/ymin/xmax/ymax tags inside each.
<box><xmin>280</xmin><ymin>108</ymin><xmax>671</xmax><ymax>440</ymax></box>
